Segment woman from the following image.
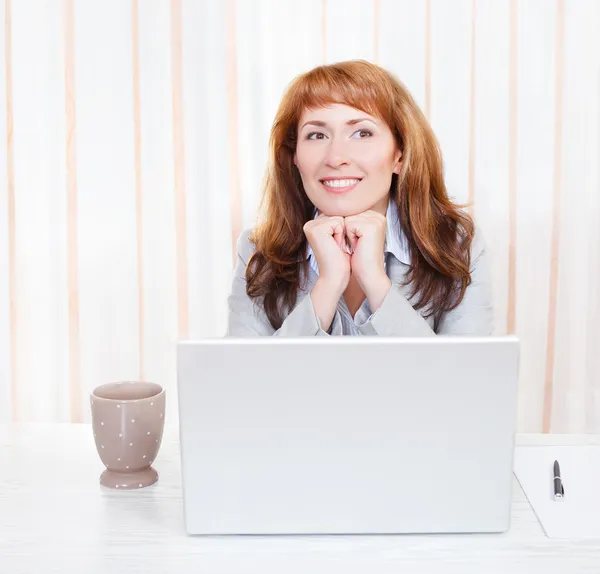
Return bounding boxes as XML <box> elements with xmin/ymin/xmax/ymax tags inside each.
<box><xmin>226</xmin><ymin>60</ymin><xmax>493</xmax><ymax>337</ymax></box>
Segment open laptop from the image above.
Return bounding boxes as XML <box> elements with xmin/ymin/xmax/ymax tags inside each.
<box><xmin>177</xmin><ymin>336</ymin><xmax>520</xmax><ymax>535</ymax></box>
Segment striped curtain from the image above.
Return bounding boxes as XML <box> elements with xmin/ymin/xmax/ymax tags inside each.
<box><xmin>1</xmin><ymin>0</ymin><xmax>599</xmax><ymax>432</ymax></box>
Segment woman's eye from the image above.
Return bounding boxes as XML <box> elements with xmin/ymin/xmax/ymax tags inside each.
<box><xmin>306</xmin><ymin>129</ymin><xmax>372</xmax><ymax>140</ymax></box>
<box><xmin>352</xmin><ymin>129</ymin><xmax>373</xmax><ymax>139</ymax></box>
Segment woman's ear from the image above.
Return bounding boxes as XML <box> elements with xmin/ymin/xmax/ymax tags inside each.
<box><xmin>392</xmin><ymin>150</ymin><xmax>402</xmax><ymax>174</ymax></box>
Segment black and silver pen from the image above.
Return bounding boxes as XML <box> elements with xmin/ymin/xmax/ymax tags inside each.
<box><xmin>553</xmin><ymin>460</ymin><xmax>564</xmax><ymax>501</ymax></box>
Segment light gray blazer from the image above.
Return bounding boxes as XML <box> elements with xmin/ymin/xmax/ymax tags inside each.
<box><xmin>226</xmin><ymin>228</ymin><xmax>493</xmax><ymax>337</ymax></box>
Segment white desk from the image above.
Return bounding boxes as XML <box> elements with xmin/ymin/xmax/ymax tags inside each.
<box><xmin>1</xmin><ymin>424</ymin><xmax>599</xmax><ymax>574</ymax></box>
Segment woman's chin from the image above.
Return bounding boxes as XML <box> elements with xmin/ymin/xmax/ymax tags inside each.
<box><xmin>318</xmin><ymin>204</ymin><xmax>373</xmax><ymax>218</ymax></box>
<box><xmin>312</xmin><ymin>193</ymin><xmax>388</xmax><ymax>218</ymax></box>
<box><xmin>316</xmin><ymin>201</ymin><xmax>371</xmax><ymax>217</ymax></box>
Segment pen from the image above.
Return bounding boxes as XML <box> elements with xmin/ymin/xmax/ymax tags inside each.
<box><xmin>553</xmin><ymin>460</ymin><xmax>564</xmax><ymax>501</ymax></box>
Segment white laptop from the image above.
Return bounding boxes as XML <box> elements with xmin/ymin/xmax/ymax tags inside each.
<box><xmin>177</xmin><ymin>336</ymin><xmax>520</xmax><ymax>535</ymax></box>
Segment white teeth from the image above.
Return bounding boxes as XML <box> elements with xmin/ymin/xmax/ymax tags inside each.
<box><xmin>322</xmin><ymin>179</ymin><xmax>360</xmax><ymax>188</ymax></box>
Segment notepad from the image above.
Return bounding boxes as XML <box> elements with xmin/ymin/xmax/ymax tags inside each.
<box><xmin>514</xmin><ymin>445</ymin><xmax>600</xmax><ymax>539</ymax></box>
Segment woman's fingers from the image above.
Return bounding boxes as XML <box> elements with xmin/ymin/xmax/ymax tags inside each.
<box><xmin>312</xmin><ymin>213</ymin><xmax>364</xmax><ymax>255</ymax></box>
<box><xmin>345</xmin><ymin>225</ymin><xmax>359</xmax><ymax>254</ymax></box>
<box><xmin>325</xmin><ymin>216</ymin><xmax>351</xmax><ymax>254</ymax></box>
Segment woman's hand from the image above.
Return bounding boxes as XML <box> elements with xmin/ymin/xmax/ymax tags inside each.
<box><xmin>344</xmin><ymin>210</ymin><xmax>392</xmax><ymax>311</ymax></box>
<box><xmin>303</xmin><ymin>215</ymin><xmax>352</xmax><ymax>331</ymax></box>
<box><xmin>303</xmin><ymin>214</ymin><xmax>352</xmax><ymax>294</ymax></box>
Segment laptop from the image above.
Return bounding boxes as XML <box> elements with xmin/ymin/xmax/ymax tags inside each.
<box><xmin>177</xmin><ymin>336</ymin><xmax>520</xmax><ymax>535</ymax></box>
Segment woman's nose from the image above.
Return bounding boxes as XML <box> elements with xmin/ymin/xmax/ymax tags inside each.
<box><xmin>323</xmin><ymin>139</ymin><xmax>350</xmax><ymax>168</ymax></box>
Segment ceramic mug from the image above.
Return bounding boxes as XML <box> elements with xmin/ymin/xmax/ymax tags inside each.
<box><xmin>90</xmin><ymin>381</ymin><xmax>165</xmax><ymax>489</ymax></box>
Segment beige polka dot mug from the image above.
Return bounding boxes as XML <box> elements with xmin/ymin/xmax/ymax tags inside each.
<box><xmin>90</xmin><ymin>381</ymin><xmax>165</xmax><ymax>490</ymax></box>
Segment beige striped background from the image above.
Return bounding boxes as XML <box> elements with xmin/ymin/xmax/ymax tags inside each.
<box><xmin>64</xmin><ymin>0</ymin><xmax>81</xmax><ymax>423</ymax></box>
<box><xmin>1</xmin><ymin>0</ymin><xmax>599</xmax><ymax>432</ymax></box>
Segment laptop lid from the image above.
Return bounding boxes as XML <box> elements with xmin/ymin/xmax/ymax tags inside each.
<box><xmin>177</xmin><ymin>337</ymin><xmax>519</xmax><ymax>535</ymax></box>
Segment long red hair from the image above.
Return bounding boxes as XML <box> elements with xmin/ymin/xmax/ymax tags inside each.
<box><xmin>246</xmin><ymin>60</ymin><xmax>474</xmax><ymax>331</ymax></box>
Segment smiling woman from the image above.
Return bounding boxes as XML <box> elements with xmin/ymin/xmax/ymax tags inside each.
<box><xmin>294</xmin><ymin>105</ymin><xmax>401</xmax><ymax>218</ymax></box>
<box><xmin>225</xmin><ymin>59</ymin><xmax>493</xmax><ymax>337</ymax></box>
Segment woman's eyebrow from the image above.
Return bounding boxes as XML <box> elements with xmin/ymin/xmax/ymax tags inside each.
<box><xmin>300</xmin><ymin>118</ymin><xmax>377</xmax><ymax>129</ymax></box>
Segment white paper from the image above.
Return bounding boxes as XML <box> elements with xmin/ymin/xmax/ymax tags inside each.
<box><xmin>513</xmin><ymin>445</ymin><xmax>600</xmax><ymax>539</ymax></box>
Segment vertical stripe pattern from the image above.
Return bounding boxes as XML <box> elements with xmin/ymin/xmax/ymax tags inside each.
<box><xmin>506</xmin><ymin>0</ymin><xmax>518</xmax><ymax>334</ymax></box>
<box><xmin>373</xmin><ymin>0</ymin><xmax>380</xmax><ymax>64</ymax></box>
<box><xmin>321</xmin><ymin>0</ymin><xmax>327</xmax><ymax>63</ymax></box>
<box><xmin>467</xmin><ymin>0</ymin><xmax>477</xmax><ymax>210</ymax></box>
<box><xmin>5</xmin><ymin>0</ymin><xmax>16</xmax><ymax>420</ymax></box>
<box><xmin>542</xmin><ymin>0</ymin><xmax>566</xmax><ymax>434</ymax></box>
<box><xmin>424</xmin><ymin>0</ymin><xmax>431</xmax><ymax>119</ymax></box>
<box><xmin>0</xmin><ymin>1</ymin><xmax>597</xmax><ymax>435</ymax></box>
<box><xmin>170</xmin><ymin>0</ymin><xmax>189</xmax><ymax>340</ymax></box>
<box><xmin>225</xmin><ymin>0</ymin><xmax>242</xmax><ymax>266</ymax></box>
<box><xmin>132</xmin><ymin>0</ymin><xmax>144</xmax><ymax>380</ymax></box>
<box><xmin>64</xmin><ymin>0</ymin><xmax>82</xmax><ymax>422</ymax></box>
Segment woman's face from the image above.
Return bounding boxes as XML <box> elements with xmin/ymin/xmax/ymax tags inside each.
<box><xmin>294</xmin><ymin>103</ymin><xmax>402</xmax><ymax>217</ymax></box>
